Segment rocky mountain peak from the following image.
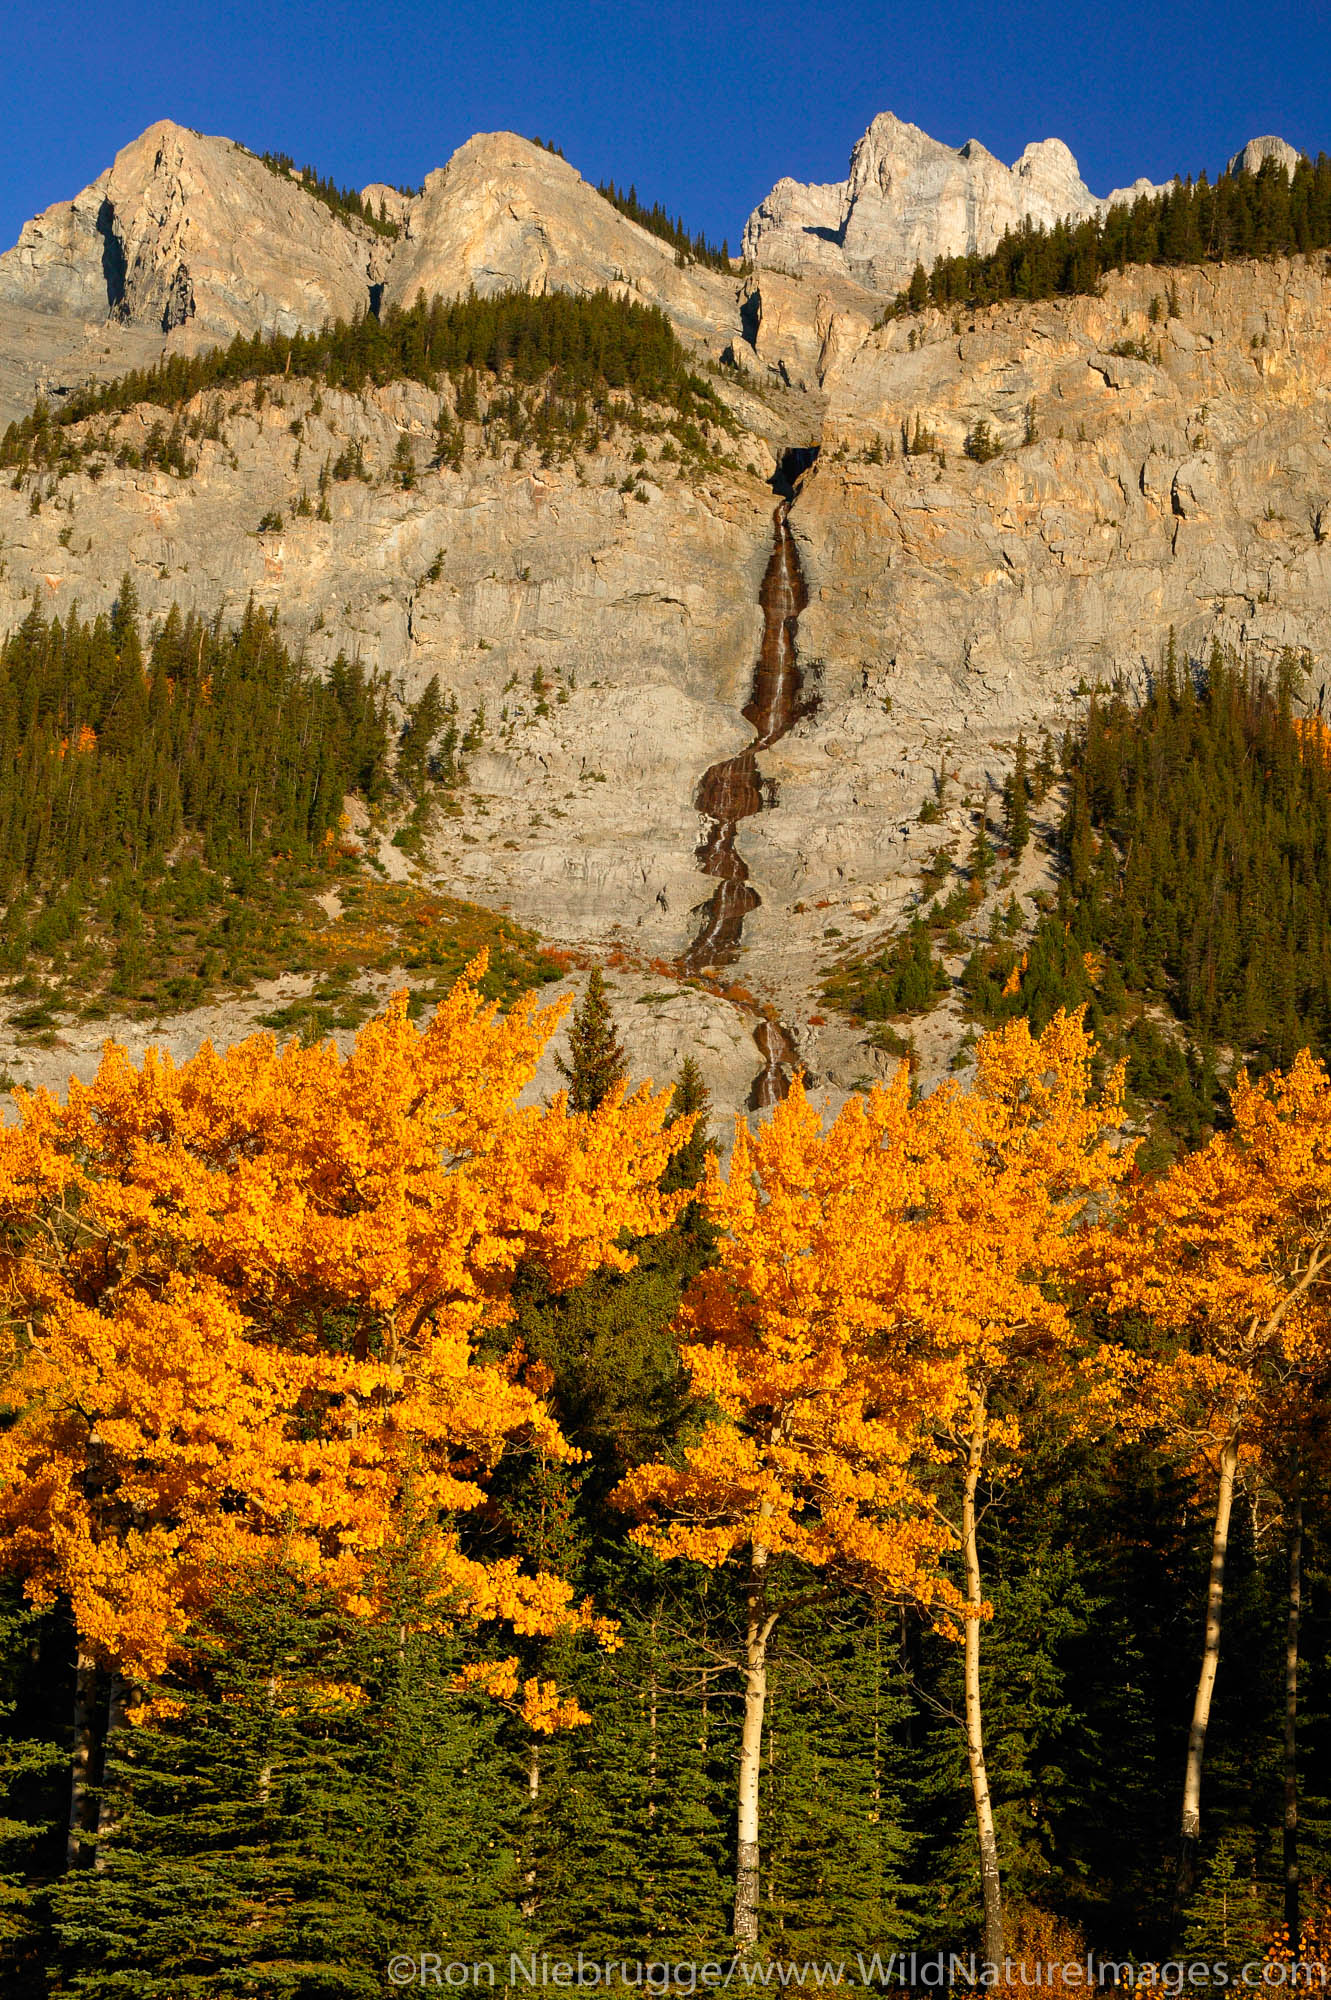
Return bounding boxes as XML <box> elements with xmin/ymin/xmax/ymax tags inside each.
<box><xmin>0</xmin><ymin>119</ymin><xmax>381</xmax><ymax>342</ymax></box>
<box><xmin>742</xmin><ymin>111</ymin><xmax>1308</xmax><ymax>291</ymax></box>
<box><xmin>1226</xmin><ymin>133</ymin><xmax>1302</xmax><ymax>177</ymax></box>
<box><xmin>0</xmin><ymin>122</ymin><xmax>747</xmax><ymax>400</ymax></box>
<box><xmin>381</xmin><ymin>130</ymin><xmax>740</xmax><ymax>348</ymax></box>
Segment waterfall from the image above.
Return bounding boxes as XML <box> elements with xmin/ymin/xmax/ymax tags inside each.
<box><xmin>681</xmin><ymin>491</ymin><xmax>811</xmax><ymax>1105</ymax></box>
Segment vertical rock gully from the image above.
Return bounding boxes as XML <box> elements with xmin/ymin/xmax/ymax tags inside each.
<box><xmin>683</xmin><ymin>460</ymin><xmax>813</xmax><ymax>1106</ymax></box>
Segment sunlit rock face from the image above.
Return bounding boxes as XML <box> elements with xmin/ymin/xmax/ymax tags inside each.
<box><xmin>742</xmin><ymin>109</ymin><xmax>1175</xmax><ymax>292</ymax></box>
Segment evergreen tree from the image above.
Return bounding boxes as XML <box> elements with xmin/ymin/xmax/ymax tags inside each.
<box><xmin>663</xmin><ymin>1054</ymin><xmax>712</xmax><ymax>1193</ymax></box>
<box><xmin>967</xmin><ymin>807</ymin><xmax>994</xmax><ymax>893</ymax></box>
<box><xmin>397</xmin><ymin>675</ymin><xmax>446</xmax><ymax>794</ymax></box>
<box><xmin>555</xmin><ymin>967</ymin><xmax>627</xmax><ymax>1114</ymax></box>
<box><xmin>1005</xmin><ymin>735</ymin><xmax>1031</xmax><ymax>860</ymax></box>
<box><xmin>51</xmin><ymin>1564</ymin><xmax>528</xmax><ymax>1996</ymax></box>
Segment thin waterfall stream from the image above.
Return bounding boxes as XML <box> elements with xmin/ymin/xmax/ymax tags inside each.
<box><xmin>682</xmin><ymin>482</ymin><xmax>811</xmax><ymax>1106</ymax></box>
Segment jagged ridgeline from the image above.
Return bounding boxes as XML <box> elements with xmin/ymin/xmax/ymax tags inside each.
<box><xmin>595</xmin><ymin>178</ymin><xmax>735</xmax><ymax>273</ymax></box>
<box><xmin>896</xmin><ymin>150</ymin><xmax>1331</xmax><ymax>312</ymax></box>
<box><xmin>0</xmin><ymin>288</ymin><xmax>731</xmax><ymax>476</ymax></box>
<box><xmin>255</xmin><ymin>149</ymin><xmax>410</xmax><ymax>238</ymax></box>
<box><xmin>528</xmin><ymin>136</ymin><xmax>735</xmax><ymax>271</ymax></box>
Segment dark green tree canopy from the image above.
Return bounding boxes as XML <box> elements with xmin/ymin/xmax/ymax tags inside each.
<box><xmin>555</xmin><ymin>966</ymin><xmax>628</xmax><ymax>1114</ymax></box>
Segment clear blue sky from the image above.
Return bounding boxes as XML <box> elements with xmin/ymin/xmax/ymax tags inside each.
<box><xmin>2</xmin><ymin>0</ymin><xmax>1326</xmax><ymax>254</ymax></box>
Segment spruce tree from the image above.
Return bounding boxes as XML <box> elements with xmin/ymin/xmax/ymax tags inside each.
<box><xmin>555</xmin><ymin>967</ymin><xmax>627</xmax><ymax>1113</ymax></box>
<box><xmin>1005</xmin><ymin>735</ymin><xmax>1031</xmax><ymax>861</ymax></box>
<box><xmin>51</xmin><ymin>1563</ymin><xmax>528</xmax><ymax>1995</ymax></box>
<box><xmin>663</xmin><ymin>1054</ymin><xmax>711</xmax><ymax>1193</ymax></box>
<box><xmin>967</xmin><ymin>807</ymin><xmax>994</xmax><ymax>897</ymax></box>
<box><xmin>397</xmin><ymin>675</ymin><xmax>446</xmax><ymax>794</ymax></box>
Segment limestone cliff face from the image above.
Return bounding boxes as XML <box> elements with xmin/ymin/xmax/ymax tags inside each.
<box><xmin>743</xmin><ymin>109</ymin><xmax>1173</xmax><ymax>292</ymax></box>
<box><xmin>1</xmin><ymin>255</ymin><xmax>1326</xmax><ymax>1001</ymax></box>
<box><xmin>383</xmin><ymin>133</ymin><xmax>741</xmax><ymax>352</ymax></box>
<box><xmin>737</xmin><ymin>255</ymin><xmax>1331</xmax><ymax>993</ymax></box>
<box><xmin>0</xmin><ymin>374</ymin><xmax>775</xmax><ymax>954</ymax></box>
<box><xmin>807</xmin><ymin>255</ymin><xmax>1331</xmax><ymax>687</ymax></box>
<box><xmin>0</xmin><ymin>121</ymin><xmax>1327</xmax><ymax>1113</ymax></box>
<box><xmin>0</xmin><ymin>122</ymin><xmax>379</xmax><ymax>340</ymax></box>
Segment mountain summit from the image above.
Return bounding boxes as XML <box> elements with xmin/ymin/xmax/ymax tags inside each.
<box><xmin>742</xmin><ymin>109</ymin><xmax>1178</xmax><ymax>290</ymax></box>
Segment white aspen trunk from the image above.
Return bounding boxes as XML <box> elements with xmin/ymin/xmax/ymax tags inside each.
<box><xmin>521</xmin><ymin>1741</ymin><xmax>541</xmax><ymax>1920</ymax></box>
<box><xmin>1284</xmin><ymin>1491</ymin><xmax>1303</xmax><ymax>1945</ymax></box>
<box><xmin>871</xmin><ymin>1621</ymin><xmax>882</xmax><ymax>1825</ymax></box>
<box><xmin>733</xmin><ymin>1542</ymin><xmax>773</xmax><ymax>1950</ymax></box>
<box><xmin>1179</xmin><ymin>1431</ymin><xmax>1240</xmax><ymax>1899</ymax></box>
<box><xmin>648</xmin><ymin>1603</ymin><xmax>659</xmax><ymax>1825</ymax></box>
<box><xmin>257</xmin><ymin>1673</ymin><xmax>278</xmax><ymax>1805</ymax></box>
<box><xmin>962</xmin><ymin>1395</ymin><xmax>1004</xmax><ymax>1969</ymax></box>
<box><xmin>66</xmin><ymin>1648</ymin><xmax>98</xmax><ymax>1869</ymax></box>
<box><xmin>94</xmin><ymin>1674</ymin><xmax>128</xmax><ymax>1873</ymax></box>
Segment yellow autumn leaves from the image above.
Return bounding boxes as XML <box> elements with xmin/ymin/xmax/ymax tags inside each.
<box><xmin>4</xmin><ymin>961</ymin><xmax>1331</xmax><ymax>1756</ymax></box>
<box><xmin>0</xmin><ymin>962</ymin><xmax>685</xmax><ymax>1725</ymax></box>
<box><xmin>617</xmin><ymin>1008</ymin><xmax>1132</xmax><ymax>1619</ymax></box>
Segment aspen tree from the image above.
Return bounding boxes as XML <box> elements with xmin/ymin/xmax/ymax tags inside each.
<box><xmin>0</xmin><ymin>963</ymin><xmax>692</xmax><ymax>1858</ymax></box>
<box><xmin>1089</xmin><ymin>1050</ymin><xmax>1331</xmax><ymax>1908</ymax></box>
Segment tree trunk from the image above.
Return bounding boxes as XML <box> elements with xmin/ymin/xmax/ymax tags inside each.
<box><xmin>1178</xmin><ymin>1431</ymin><xmax>1240</xmax><ymax>1902</ymax></box>
<box><xmin>648</xmin><ymin>1608</ymin><xmax>659</xmax><ymax>1825</ymax></box>
<box><xmin>521</xmin><ymin>1741</ymin><xmax>541</xmax><ymax>1920</ymax></box>
<box><xmin>94</xmin><ymin>1674</ymin><xmax>127</xmax><ymax>1873</ymax></box>
<box><xmin>257</xmin><ymin>1672</ymin><xmax>278</xmax><ymax>1805</ymax></box>
<box><xmin>66</xmin><ymin>1648</ymin><xmax>98</xmax><ymax>1869</ymax></box>
<box><xmin>734</xmin><ymin>1542</ymin><xmax>775</xmax><ymax>1951</ymax></box>
<box><xmin>962</xmin><ymin>1394</ymin><xmax>1004</xmax><ymax>1969</ymax></box>
<box><xmin>1284</xmin><ymin>1491</ymin><xmax>1303</xmax><ymax>1947</ymax></box>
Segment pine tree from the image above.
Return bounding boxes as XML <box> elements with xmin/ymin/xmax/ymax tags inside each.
<box><xmin>663</xmin><ymin>1054</ymin><xmax>711</xmax><ymax>1193</ymax></box>
<box><xmin>555</xmin><ymin>967</ymin><xmax>627</xmax><ymax>1114</ymax></box>
<box><xmin>1005</xmin><ymin>736</ymin><xmax>1031</xmax><ymax>861</ymax></box>
<box><xmin>397</xmin><ymin>675</ymin><xmax>446</xmax><ymax>794</ymax></box>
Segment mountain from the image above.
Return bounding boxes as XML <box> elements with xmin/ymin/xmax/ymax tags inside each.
<box><xmin>382</xmin><ymin>132</ymin><xmax>740</xmax><ymax>351</ymax></box>
<box><xmin>0</xmin><ymin>123</ymin><xmax>746</xmax><ymax>410</ymax></box>
<box><xmin>0</xmin><ymin>113</ymin><xmax>1322</xmax><ymax>1120</ymax></box>
<box><xmin>741</xmin><ymin>110</ymin><xmax>1175</xmax><ymax>291</ymax></box>
<box><xmin>0</xmin><ymin>120</ymin><xmax>381</xmax><ymax>337</ymax></box>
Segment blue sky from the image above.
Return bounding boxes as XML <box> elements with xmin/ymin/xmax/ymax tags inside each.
<box><xmin>1</xmin><ymin>0</ymin><xmax>1326</xmax><ymax>254</ymax></box>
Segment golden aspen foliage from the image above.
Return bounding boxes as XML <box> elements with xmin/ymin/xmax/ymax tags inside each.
<box><xmin>613</xmin><ymin>1009</ymin><xmax>1129</xmax><ymax>1955</ymax></box>
<box><xmin>0</xmin><ymin>962</ymin><xmax>689</xmax><ymax>1725</ymax></box>
<box><xmin>615</xmin><ymin>1010</ymin><xmax>1129</xmax><ymax>1608</ymax></box>
<box><xmin>614</xmin><ymin>1064</ymin><xmax>961</xmax><ymax>1611</ymax></box>
<box><xmin>910</xmin><ymin>1008</ymin><xmax>1133</xmax><ymax>1404</ymax></box>
<box><xmin>1086</xmin><ymin>1047</ymin><xmax>1331</xmax><ymax>1443</ymax></box>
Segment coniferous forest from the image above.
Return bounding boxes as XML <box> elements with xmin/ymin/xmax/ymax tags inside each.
<box><xmin>896</xmin><ymin>151</ymin><xmax>1331</xmax><ymax>314</ymax></box>
<box><xmin>0</xmin><ymin>288</ymin><xmax>730</xmax><ymax>478</ymax></box>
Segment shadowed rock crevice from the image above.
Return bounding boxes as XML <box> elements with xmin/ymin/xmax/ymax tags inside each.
<box><xmin>95</xmin><ymin>200</ymin><xmax>126</xmax><ymax>317</ymax></box>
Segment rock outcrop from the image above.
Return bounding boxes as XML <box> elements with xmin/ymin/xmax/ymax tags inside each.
<box><xmin>743</xmin><ymin>110</ymin><xmax>1178</xmax><ymax>292</ymax></box>
<box><xmin>0</xmin><ymin>117</ymin><xmax>1326</xmax><ymax>1116</ymax></box>
<box><xmin>1227</xmin><ymin>135</ymin><xmax>1302</xmax><ymax>178</ymax></box>
<box><xmin>383</xmin><ymin>132</ymin><xmax>741</xmax><ymax>353</ymax></box>
<box><xmin>0</xmin><ymin>121</ymin><xmax>381</xmax><ymax>341</ymax></box>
